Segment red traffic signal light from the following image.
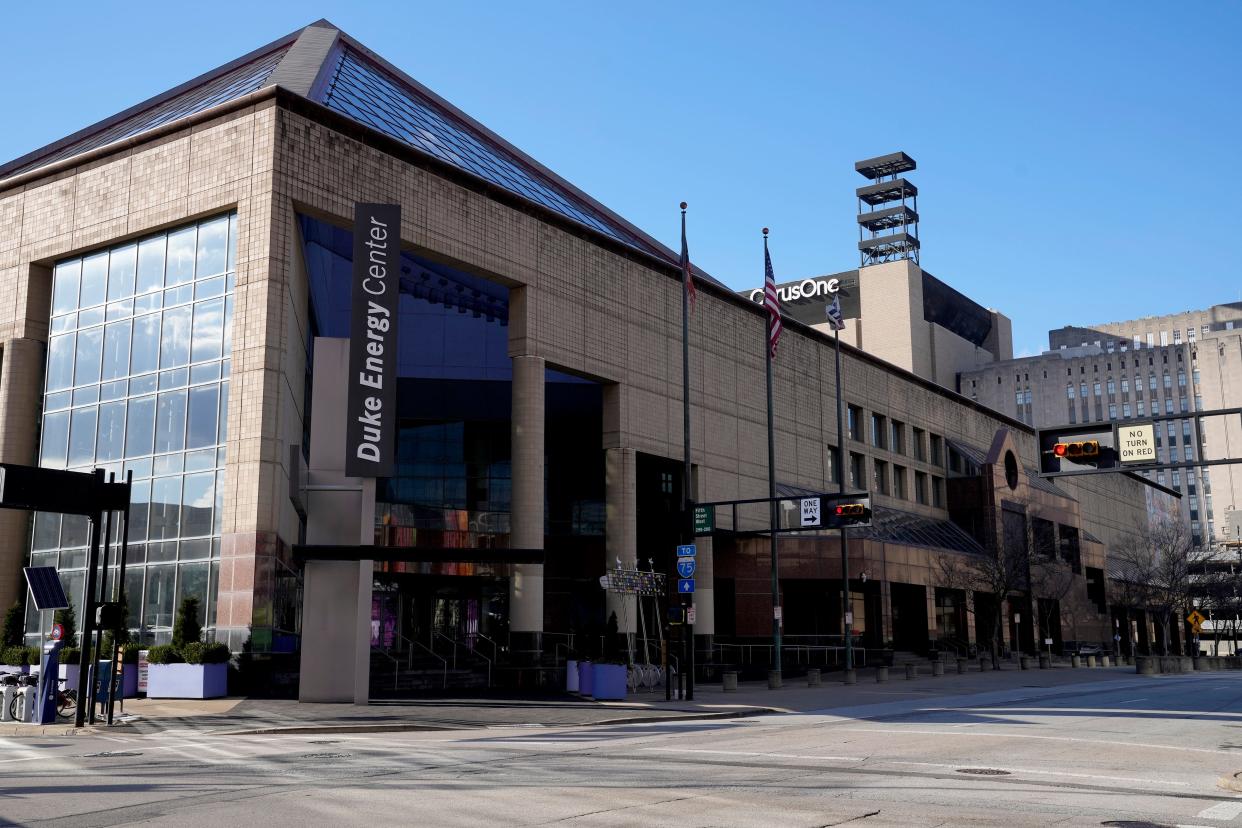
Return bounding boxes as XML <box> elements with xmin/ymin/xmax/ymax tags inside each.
<box><xmin>826</xmin><ymin>499</ymin><xmax>871</xmax><ymax>527</ymax></box>
<box><xmin>1052</xmin><ymin>440</ymin><xmax>1100</xmax><ymax>461</ymax></box>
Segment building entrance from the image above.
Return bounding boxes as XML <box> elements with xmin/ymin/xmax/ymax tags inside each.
<box><xmin>370</xmin><ymin>573</ymin><xmax>508</xmax><ymax>695</ymax></box>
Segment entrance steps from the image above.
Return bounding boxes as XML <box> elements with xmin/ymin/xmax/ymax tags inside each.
<box><xmin>369</xmin><ymin>650</ymin><xmax>491</xmax><ymax>697</ymax></box>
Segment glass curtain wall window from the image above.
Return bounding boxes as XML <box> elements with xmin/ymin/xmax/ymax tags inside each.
<box><xmin>27</xmin><ymin>214</ymin><xmax>236</xmax><ymax>646</ymax></box>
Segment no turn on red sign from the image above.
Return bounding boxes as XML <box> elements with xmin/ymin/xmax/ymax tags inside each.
<box><xmin>1115</xmin><ymin>423</ymin><xmax>1157</xmax><ymax>464</ymax></box>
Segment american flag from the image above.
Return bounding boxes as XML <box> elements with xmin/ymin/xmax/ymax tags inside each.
<box><xmin>763</xmin><ymin>242</ymin><xmax>782</xmax><ymax>358</ymax></box>
<box><xmin>680</xmin><ymin>208</ymin><xmax>696</xmax><ymax>311</ymax></box>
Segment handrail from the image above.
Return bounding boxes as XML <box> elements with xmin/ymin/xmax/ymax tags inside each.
<box><xmin>440</xmin><ymin>631</ymin><xmax>494</xmax><ymax>688</ymax></box>
<box><xmin>474</xmin><ymin>632</ymin><xmax>501</xmax><ymax>662</ymax></box>
<box><xmin>371</xmin><ymin>646</ymin><xmax>400</xmax><ymax>691</ymax></box>
<box><xmin>433</xmin><ymin>631</ymin><xmax>459</xmax><ymax>670</ymax></box>
<box><xmin>410</xmin><ymin>637</ymin><xmax>447</xmax><ymax>689</ymax></box>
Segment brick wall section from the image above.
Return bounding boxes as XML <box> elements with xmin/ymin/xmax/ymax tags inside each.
<box><xmin>271</xmin><ymin>106</ymin><xmax>1149</xmax><ymax>551</ymax></box>
<box><xmin>0</xmin><ymin>102</ymin><xmax>280</xmax><ymax>648</ymax></box>
<box><xmin>0</xmin><ymin>99</ymin><xmax>1157</xmax><ymax>647</ymax></box>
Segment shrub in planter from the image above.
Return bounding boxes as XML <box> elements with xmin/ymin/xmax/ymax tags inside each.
<box><xmin>201</xmin><ymin>642</ymin><xmax>231</xmax><ymax>664</ymax></box>
<box><xmin>0</xmin><ymin>645</ymin><xmax>32</xmax><ymax>667</ymax></box>
<box><xmin>59</xmin><ymin>647</ymin><xmax>81</xmax><ymax>665</ymax></box>
<box><xmin>146</xmin><ymin>598</ymin><xmax>228</xmax><ymax>699</ymax></box>
<box><xmin>1</xmin><ymin>601</ymin><xmax>24</xmax><ymax>648</ymax></box>
<box><xmin>146</xmin><ymin>644</ymin><xmax>183</xmax><ymax>665</ymax></box>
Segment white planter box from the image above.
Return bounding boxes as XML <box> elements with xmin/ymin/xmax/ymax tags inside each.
<box><xmin>566</xmin><ymin>659</ymin><xmax>579</xmax><ymax>693</ymax></box>
<box><xmin>146</xmin><ymin>663</ymin><xmax>227</xmax><ymax>699</ymax></box>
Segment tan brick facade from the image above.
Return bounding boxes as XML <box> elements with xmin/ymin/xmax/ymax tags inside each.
<box><xmin>0</xmin><ymin>88</ymin><xmax>1155</xmax><ymax>658</ymax></box>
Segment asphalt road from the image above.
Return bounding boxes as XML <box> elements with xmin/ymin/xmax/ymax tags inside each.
<box><xmin>4</xmin><ymin>672</ymin><xmax>1242</xmax><ymax>827</ymax></box>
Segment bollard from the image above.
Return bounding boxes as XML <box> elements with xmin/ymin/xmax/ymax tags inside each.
<box><xmin>1192</xmin><ymin>656</ymin><xmax>1202</xmax><ymax>672</ymax></box>
<box><xmin>1180</xmin><ymin>656</ymin><xmax>1193</xmax><ymax>673</ymax></box>
<box><xmin>905</xmin><ymin>663</ymin><xmax>917</xmax><ymax>680</ymax></box>
<box><xmin>932</xmin><ymin>661</ymin><xmax>945</xmax><ymax>677</ymax></box>
<box><xmin>956</xmin><ymin>658</ymin><xmax>967</xmax><ymax>675</ymax></box>
<box><xmin>1070</xmin><ymin>654</ymin><xmax>1080</xmax><ymax>668</ymax></box>
<box><xmin>1086</xmin><ymin>655</ymin><xmax>1097</xmax><ymax>668</ymax></box>
<box><xmin>1137</xmin><ymin>656</ymin><xmax>1155</xmax><ymax>675</ymax></box>
<box><xmin>875</xmin><ymin>666</ymin><xmax>889</xmax><ymax>683</ymax></box>
<box><xmin>843</xmin><ymin>668</ymin><xmax>857</xmax><ymax>685</ymax></box>
<box><xmin>1038</xmin><ymin>654</ymin><xmax>1051</xmax><ymax>669</ymax></box>
<box><xmin>723</xmin><ymin>671</ymin><xmax>738</xmax><ymax>692</ymax></box>
<box><xmin>1019</xmin><ymin>655</ymin><xmax>1030</xmax><ymax>670</ymax></box>
<box><xmin>807</xmin><ymin>668</ymin><xmax>822</xmax><ymax>687</ymax></box>
<box><xmin>979</xmin><ymin>657</ymin><xmax>991</xmax><ymax>672</ymax></box>
<box><xmin>768</xmin><ymin>670</ymin><xmax>783</xmax><ymax>690</ymax></box>
<box><xmin>1100</xmin><ymin>655</ymin><xmax>1111</xmax><ymax>668</ymax></box>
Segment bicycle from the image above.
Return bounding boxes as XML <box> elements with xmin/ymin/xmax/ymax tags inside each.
<box><xmin>6</xmin><ymin>675</ymin><xmax>39</xmax><ymax>722</ymax></box>
<box><xmin>55</xmin><ymin>677</ymin><xmax>77</xmax><ymax>721</ymax></box>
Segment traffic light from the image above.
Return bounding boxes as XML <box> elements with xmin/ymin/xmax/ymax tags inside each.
<box><xmin>825</xmin><ymin>494</ymin><xmax>872</xmax><ymax>528</ymax></box>
<box><xmin>1052</xmin><ymin>440</ymin><xmax>1100</xmax><ymax>463</ymax></box>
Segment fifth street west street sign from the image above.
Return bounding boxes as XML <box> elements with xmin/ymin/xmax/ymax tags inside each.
<box><xmin>1116</xmin><ymin>423</ymin><xmax>1157</xmax><ymax>464</ymax></box>
<box><xmin>693</xmin><ymin>505</ymin><xmax>715</xmax><ymax>535</ymax></box>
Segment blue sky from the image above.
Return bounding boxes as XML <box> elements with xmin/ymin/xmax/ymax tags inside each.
<box><xmin>3</xmin><ymin>2</ymin><xmax>1238</xmax><ymax>357</ymax></box>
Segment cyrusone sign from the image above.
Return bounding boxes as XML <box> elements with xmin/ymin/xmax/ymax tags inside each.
<box><xmin>345</xmin><ymin>203</ymin><xmax>401</xmax><ymax>477</ymax></box>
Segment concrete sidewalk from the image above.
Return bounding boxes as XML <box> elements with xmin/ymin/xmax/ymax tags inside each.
<box><xmin>3</xmin><ymin>660</ymin><xmax>1168</xmax><ymax>738</ymax></box>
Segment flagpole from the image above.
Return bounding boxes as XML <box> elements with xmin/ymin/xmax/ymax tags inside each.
<box><xmin>680</xmin><ymin>202</ymin><xmax>695</xmax><ymax>701</ymax></box>
<box><xmin>834</xmin><ymin>322</ymin><xmax>854</xmax><ymax>682</ymax></box>
<box><xmin>763</xmin><ymin>228</ymin><xmax>781</xmax><ymax>683</ymax></box>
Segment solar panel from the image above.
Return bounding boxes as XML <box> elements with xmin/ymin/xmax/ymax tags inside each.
<box><xmin>24</xmin><ymin>566</ymin><xmax>68</xmax><ymax>611</ymax></box>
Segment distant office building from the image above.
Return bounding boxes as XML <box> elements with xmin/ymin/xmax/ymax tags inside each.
<box><xmin>963</xmin><ymin>303</ymin><xmax>1242</xmax><ymax>547</ymax></box>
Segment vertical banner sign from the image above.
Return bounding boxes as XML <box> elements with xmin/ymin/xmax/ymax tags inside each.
<box><xmin>346</xmin><ymin>203</ymin><xmax>401</xmax><ymax>477</ymax></box>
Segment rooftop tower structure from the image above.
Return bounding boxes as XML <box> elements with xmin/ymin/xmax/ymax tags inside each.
<box><xmin>855</xmin><ymin>152</ymin><xmax>920</xmax><ymax>267</ymax></box>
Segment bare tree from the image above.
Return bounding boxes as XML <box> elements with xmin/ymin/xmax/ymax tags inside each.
<box><xmin>939</xmin><ymin>533</ymin><xmax>1030</xmax><ymax>668</ymax></box>
<box><xmin>1110</xmin><ymin>518</ymin><xmax>1208</xmax><ymax>656</ymax></box>
<box><xmin>1029</xmin><ymin>557</ymin><xmax>1075</xmax><ymax>658</ymax></box>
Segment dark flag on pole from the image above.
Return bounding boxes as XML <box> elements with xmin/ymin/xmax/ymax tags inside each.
<box><xmin>680</xmin><ymin>202</ymin><xmax>696</xmax><ymax>312</ymax></box>
<box><xmin>763</xmin><ymin>241</ymin><xmax>783</xmax><ymax>358</ymax></box>
<box><xmin>825</xmin><ymin>294</ymin><xmax>845</xmax><ymax>331</ymax></box>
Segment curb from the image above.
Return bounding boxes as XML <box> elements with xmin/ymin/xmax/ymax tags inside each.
<box><xmin>226</xmin><ymin>722</ymin><xmax>459</xmax><ymax>736</ymax></box>
<box><xmin>223</xmin><ymin>707</ymin><xmax>777</xmax><ymax>736</ymax></box>
<box><xmin>592</xmin><ymin>708</ymin><xmax>777</xmax><ymax>727</ymax></box>
<box><xmin>1</xmin><ymin>724</ymin><xmax>101</xmax><ymax>737</ymax></box>
<box><xmin>1219</xmin><ymin>772</ymin><xmax>1242</xmax><ymax>794</ymax></box>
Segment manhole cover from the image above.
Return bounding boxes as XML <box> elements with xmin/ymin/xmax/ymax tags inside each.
<box><xmin>307</xmin><ymin>740</ymin><xmax>341</xmax><ymax>744</ymax></box>
<box><xmin>300</xmin><ymin>752</ymin><xmax>351</xmax><ymax>760</ymax></box>
<box><xmin>1101</xmin><ymin>822</ymin><xmax>1175</xmax><ymax>828</ymax></box>
<box><xmin>81</xmin><ymin>751</ymin><xmax>143</xmax><ymax>758</ymax></box>
<box><xmin>955</xmin><ymin>768</ymin><xmax>1011</xmax><ymax>776</ymax></box>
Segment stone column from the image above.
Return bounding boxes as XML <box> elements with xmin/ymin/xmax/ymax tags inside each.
<box><xmin>694</xmin><ymin>536</ymin><xmax>715</xmax><ymax>637</ymax></box>
<box><xmin>297</xmin><ymin>339</ymin><xmax>374</xmax><ymax>704</ymax></box>
<box><xmin>510</xmin><ymin>355</ymin><xmax>545</xmax><ymax>653</ymax></box>
<box><xmin>605</xmin><ymin>447</ymin><xmax>637</xmax><ymax>638</ymax></box>
<box><xmin>880</xmin><ymin>579</ymin><xmax>894</xmax><ymax>645</ymax></box>
<box><xmin>0</xmin><ymin>339</ymin><xmax>45</xmax><ymax>612</ymax></box>
<box><xmin>926</xmin><ymin>586</ymin><xmax>939</xmax><ymax>646</ymax></box>
<box><xmin>964</xmin><ymin>592</ymin><xmax>978</xmax><ymax>647</ymax></box>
